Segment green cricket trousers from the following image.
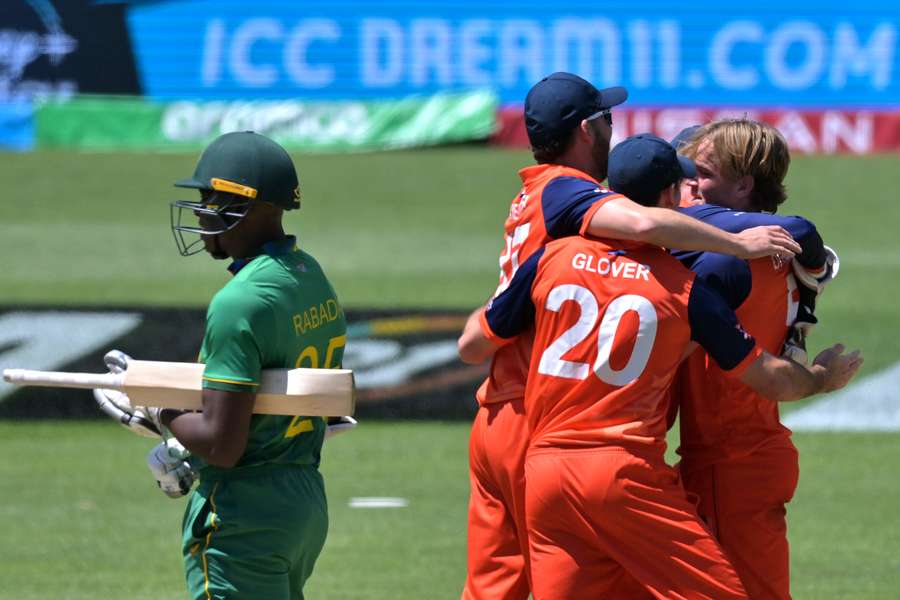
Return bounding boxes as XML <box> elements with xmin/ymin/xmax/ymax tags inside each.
<box><xmin>182</xmin><ymin>464</ymin><xmax>328</xmax><ymax>600</ymax></box>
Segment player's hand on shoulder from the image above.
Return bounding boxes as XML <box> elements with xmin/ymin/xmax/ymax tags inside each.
<box><xmin>147</xmin><ymin>438</ymin><xmax>197</xmax><ymax>498</ymax></box>
<box><xmin>93</xmin><ymin>349</ymin><xmax>164</xmax><ymax>438</ymax></box>
<box><xmin>811</xmin><ymin>343</ymin><xmax>863</xmax><ymax>393</ymax></box>
<box><xmin>734</xmin><ymin>225</ymin><xmax>801</xmax><ymax>260</ymax></box>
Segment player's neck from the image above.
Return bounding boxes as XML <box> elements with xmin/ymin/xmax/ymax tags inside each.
<box><xmin>229</xmin><ymin>224</ymin><xmax>287</xmax><ymax>259</ymax></box>
<box><xmin>554</xmin><ymin>148</ymin><xmax>602</xmax><ymax>181</ymax></box>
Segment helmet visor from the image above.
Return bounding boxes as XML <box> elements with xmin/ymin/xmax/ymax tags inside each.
<box><xmin>169</xmin><ymin>194</ymin><xmax>250</xmax><ymax>256</ymax></box>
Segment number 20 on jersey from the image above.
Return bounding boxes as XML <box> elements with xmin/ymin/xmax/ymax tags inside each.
<box><xmin>538</xmin><ymin>285</ymin><xmax>658</xmax><ymax>387</ymax></box>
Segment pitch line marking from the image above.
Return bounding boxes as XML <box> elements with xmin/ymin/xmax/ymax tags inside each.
<box><xmin>348</xmin><ymin>497</ymin><xmax>409</xmax><ymax>509</ymax></box>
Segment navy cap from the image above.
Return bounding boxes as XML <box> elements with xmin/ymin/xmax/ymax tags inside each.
<box><xmin>524</xmin><ymin>72</ymin><xmax>628</xmax><ymax>148</ymax></box>
<box><xmin>671</xmin><ymin>125</ymin><xmax>702</xmax><ymax>150</ymax></box>
<box><xmin>608</xmin><ymin>134</ymin><xmax>697</xmax><ymax>205</ymax></box>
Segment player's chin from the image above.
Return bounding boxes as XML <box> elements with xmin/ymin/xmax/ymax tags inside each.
<box><xmin>201</xmin><ymin>235</ymin><xmax>229</xmax><ymax>260</ymax></box>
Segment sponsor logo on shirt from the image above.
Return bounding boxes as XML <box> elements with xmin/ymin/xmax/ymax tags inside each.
<box><xmin>509</xmin><ymin>190</ymin><xmax>528</xmax><ymax>220</ymax></box>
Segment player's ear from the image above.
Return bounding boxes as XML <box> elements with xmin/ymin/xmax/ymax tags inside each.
<box><xmin>579</xmin><ymin>118</ymin><xmax>593</xmax><ymax>141</ymax></box>
<box><xmin>658</xmin><ymin>184</ymin><xmax>677</xmax><ymax>209</ymax></box>
<box><xmin>735</xmin><ymin>174</ymin><xmax>754</xmax><ymax>202</ymax></box>
<box><xmin>685</xmin><ymin>177</ymin><xmax>700</xmax><ymax>202</ymax></box>
<box><xmin>668</xmin><ymin>183</ymin><xmax>680</xmax><ymax>209</ymax></box>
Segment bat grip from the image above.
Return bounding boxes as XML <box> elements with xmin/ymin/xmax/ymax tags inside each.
<box><xmin>2</xmin><ymin>369</ymin><xmax>125</xmax><ymax>390</ymax></box>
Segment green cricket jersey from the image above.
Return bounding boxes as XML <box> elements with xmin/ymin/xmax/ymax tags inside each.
<box><xmin>193</xmin><ymin>235</ymin><xmax>346</xmax><ymax>473</ymax></box>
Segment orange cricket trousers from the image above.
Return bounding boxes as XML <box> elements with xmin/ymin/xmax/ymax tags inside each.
<box><xmin>525</xmin><ymin>447</ymin><xmax>748</xmax><ymax>600</ymax></box>
<box><xmin>462</xmin><ymin>397</ymin><xmax>531</xmax><ymax>600</ymax></box>
<box><xmin>680</xmin><ymin>442</ymin><xmax>800</xmax><ymax>600</ymax></box>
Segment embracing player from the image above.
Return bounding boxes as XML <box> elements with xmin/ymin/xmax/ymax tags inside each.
<box><xmin>458</xmin><ymin>133</ymin><xmax>861</xmax><ymax>599</ymax></box>
<box><xmin>460</xmin><ymin>73</ymin><xmax>802</xmax><ymax>600</ymax></box>
<box><xmin>664</xmin><ymin>119</ymin><xmax>840</xmax><ymax>600</ymax></box>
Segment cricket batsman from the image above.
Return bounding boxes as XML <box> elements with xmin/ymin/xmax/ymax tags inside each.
<box><xmin>461</xmin><ymin>72</ymin><xmax>802</xmax><ymax>600</ymax></box>
<box><xmin>93</xmin><ymin>131</ymin><xmax>347</xmax><ymax>599</ymax></box>
<box><xmin>458</xmin><ymin>132</ymin><xmax>862</xmax><ymax>599</ymax></box>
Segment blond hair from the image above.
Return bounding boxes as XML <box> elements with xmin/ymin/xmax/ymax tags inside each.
<box><xmin>681</xmin><ymin>119</ymin><xmax>790</xmax><ymax>212</ymax></box>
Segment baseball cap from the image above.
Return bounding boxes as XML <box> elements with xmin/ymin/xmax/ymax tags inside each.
<box><xmin>608</xmin><ymin>134</ymin><xmax>697</xmax><ymax>206</ymax></box>
<box><xmin>524</xmin><ymin>72</ymin><xmax>628</xmax><ymax>148</ymax></box>
<box><xmin>670</xmin><ymin>125</ymin><xmax>702</xmax><ymax>151</ymax></box>
<box><xmin>175</xmin><ymin>131</ymin><xmax>301</xmax><ymax>210</ymax></box>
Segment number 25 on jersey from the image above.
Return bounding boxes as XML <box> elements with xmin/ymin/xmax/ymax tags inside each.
<box><xmin>497</xmin><ymin>224</ymin><xmax>531</xmax><ymax>295</ymax></box>
<box><xmin>285</xmin><ymin>334</ymin><xmax>346</xmax><ymax>439</ymax></box>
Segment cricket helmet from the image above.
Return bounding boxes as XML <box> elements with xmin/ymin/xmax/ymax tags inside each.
<box><xmin>170</xmin><ymin>131</ymin><xmax>301</xmax><ymax>256</ymax></box>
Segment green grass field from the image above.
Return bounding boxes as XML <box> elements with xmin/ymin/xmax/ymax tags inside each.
<box><xmin>1</xmin><ymin>147</ymin><xmax>898</xmax><ymax>598</ymax></box>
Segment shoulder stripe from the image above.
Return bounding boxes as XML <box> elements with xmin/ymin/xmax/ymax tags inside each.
<box><xmin>579</xmin><ymin>193</ymin><xmax>626</xmax><ymax>236</ymax></box>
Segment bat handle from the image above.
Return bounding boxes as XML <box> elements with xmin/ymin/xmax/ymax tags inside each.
<box><xmin>2</xmin><ymin>369</ymin><xmax>125</xmax><ymax>390</ymax></box>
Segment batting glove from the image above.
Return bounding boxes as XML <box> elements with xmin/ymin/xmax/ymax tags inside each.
<box><xmin>782</xmin><ymin>320</ymin><xmax>814</xmax><ymax>364</ymax></box>
<box><xmin>783</xmin><ymin>246</ymin><xmax>840</xmax><ymax>364</ymax></box>
<box><xmin>325</xmin><ymin>416</ymin><xmax>358</xmax><ymax>440</ymax></box>
<box><xmin>781</xmin><ymin>246</ymin><xmax>841</xmax><ymax>364</ymax></box>
<box><xmin>147</xmin><ymin>438</ymin><xmax>197</xmax><ymax>499</ymax></box>
<box><xmin>93</xmin><ymin>349</ymin><xmax>164</xmax><ymax>438</ymax></box>
<box><xmin>792</xmin><ymin>245</ymin><xmax>840</xmax><ymax>295</ymax></box>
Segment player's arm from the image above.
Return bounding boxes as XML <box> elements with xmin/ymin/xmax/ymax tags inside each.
<box><xmin>162</xmin><ymin>292</ymin><xmax>265</xmax><ymax>468</ymax></box>
<box><xmin>739</xmin><ymin>344</ymin><xmax>860</xmax><ymax>402</ymax></box>
<box><xmin>584</xmin><ymin>196</ymin><xmax>800</xmax><ymax>259</ymax></box>
<box><xmin>458</xmin><ymin>307</ymin><xmax>496</xmax><ymax>364</ymax></box>
<box><xmin>688</xmin><ymin>252</ymin><xmax>752</xmax><ymax>310</ymax></box>
<box><xmin>458</xmin><ymin>249</ymin><xmax>542</xmax><ymax>364</ymax></box>
<box><xmin>678</xmin><ymin>205</ymin><xmax>826</xmax><ymax>268</ymax></box>
<box><xmin>541</xmin><ymin>177</ymin><xmax>797</xmax><ymax>259</ymax></box>
<box><xmin>688</xmin><ymin>277</ymin><xmax>862</xmax><ymax>402</ymax></box>
<box><xmin>161</xmin><ymin>391</ymin><xmax>254</xmax><ymax>468</ymax></box>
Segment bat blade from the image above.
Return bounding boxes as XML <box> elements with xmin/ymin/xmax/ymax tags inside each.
<box><xmin>3</xmin><ymin>361</ymin><xmax>355</xmax><ymax>417</ymax></box>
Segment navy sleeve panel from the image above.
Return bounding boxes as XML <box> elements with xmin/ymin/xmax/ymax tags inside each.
<box><xmin>690</xmin><ymin>252</ymin><xmax>752</xmax><ymax>310</ymax></box>
<box><xmin>542</xmin><ymin>176</ymin><xmax>618</xmax><ymax>239</ymax></box>
<box><xmin>678</xmin><ymin>205</ymin><xmax>825</xmax><ymax>268</ymax></box>
<box><xmin>687</xmin><ymin>277</ymin><xmax>757</xmax><ymax>371</ymax></box>
<box><xmin>670</xmin><ymin>247</ymin><xmax>702</xmax><ymax>270</ymax></box>
<box><xmin>485</xmin><ymin>248</ymin><xmax>544</xmax><ymax>339</ymax></box>
<box><xmin>789</xmin><ymin>217</ymin><xmax>825</xmax><ymax>269</ymax></box>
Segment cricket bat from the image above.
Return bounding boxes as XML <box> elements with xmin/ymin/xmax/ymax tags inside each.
<box><xmin>2</xmin><ymin>361</ymin><xmax>355</xmax><ymax>416</ymax></box>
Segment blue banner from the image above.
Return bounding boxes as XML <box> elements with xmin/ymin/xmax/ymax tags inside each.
<box><xmin>0</xmin><ymin>102</ymin><xmax>34</xmax><ymax>150</ymax></box>
<box><xmin>124</xmin><ymin>0</ymin><xmax>899</xmax><ymax>107</ymax></box>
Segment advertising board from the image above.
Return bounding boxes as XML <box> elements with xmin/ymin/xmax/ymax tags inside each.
<box><xmin>122</xmin><ymin>1</ymin><xmax>899</xmax><ymax>107</ymax></box>
<box><xmin>0</xmin><ymin>0</ymin><xmax>140</xmax><ymax>101</ymax></box>
<box><xmin>33</xmin><ymin>91</ymin><xmax>497</xmax><ymax>151</ymax></box>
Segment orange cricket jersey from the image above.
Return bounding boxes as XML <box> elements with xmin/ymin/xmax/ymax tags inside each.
<box><xmin>481</xmin><ymin>236</ymin><xmax>761</xmax><ymax>453</ymax></box>
<box><xmin>669</xmin><ymin>202</ymin><xmax>828</xmax><ymax>470</ymax></box>
<box><xmin>675</xmin><ymin>256</ymin><xmax>799</xmax><ymax>469</ymax></box>
<box><xmin>476</xmin><ymin>164</ymin><xmax>623</xmax><ymax>406</ymax></box>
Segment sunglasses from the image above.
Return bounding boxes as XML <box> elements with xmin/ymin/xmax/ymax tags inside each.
<box><xmin>597</xmin><ymin>109</ymin><xmax>613</xmax><ymax>127</ymax></box>
<box><xmin>588</xmin><ymin>109</ymin><xmax>613</xmax><ymax>127</ymax></box>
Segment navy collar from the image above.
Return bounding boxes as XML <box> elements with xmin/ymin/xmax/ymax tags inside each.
<box><xmin>227</xmin><ymin>235</ymin><xmax>297</xmax><ymax>275</ymax></box>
